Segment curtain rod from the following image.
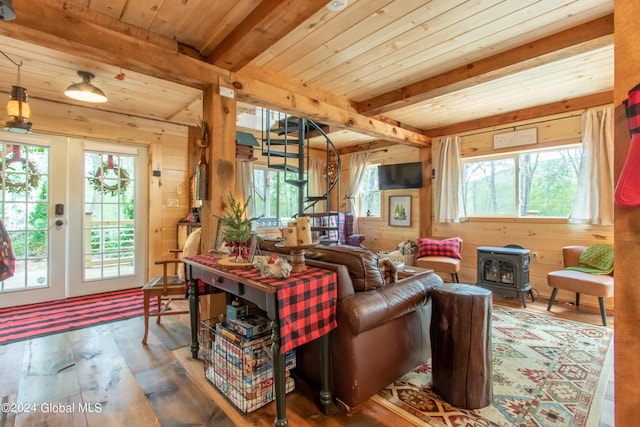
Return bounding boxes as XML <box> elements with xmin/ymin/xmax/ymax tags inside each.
<box><xmin>459</xmin><ymin>112</ymin><xmax>584</xmax><ymax>138</ymax></box>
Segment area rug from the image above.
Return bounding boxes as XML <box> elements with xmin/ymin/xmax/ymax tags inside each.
<box><xmin>372</xmin><ymin>306</ymin><xmax>613</xmax><ymax>427</ymax></box>
<box><xmin>0</xmin><ymin>288</ymin><xmax>158</xmax><ymax>345</ymax></box>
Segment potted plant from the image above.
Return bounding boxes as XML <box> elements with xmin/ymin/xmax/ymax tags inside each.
<box><xmin>216</xmin><ymin>192</ymin><xmax>260</xmax><ymax>262</ymax></box>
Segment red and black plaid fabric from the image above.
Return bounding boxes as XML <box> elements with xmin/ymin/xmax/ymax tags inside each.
<box><xmin>185</xmin><ymin>254</ymin><xmax>337</xmax><ymax>354</ymax></box>
<box><xmin>417</xmin><ymin>237</ymin><xmax>462</xmax><ymax>259</ymax></box>
<box><xmin>0</xmin><ymin>220</ymin><xmax>16</xmax><ymax>281</ymax></box>
<box><xmin>626</xmin><ymin>83</ymin><xmax>640</xmax><ymax>135</ymax></box>
<box><xmin>615</xmin><ymin>83</ymin><xmax>640</xmax><ymax>208</ymax></box>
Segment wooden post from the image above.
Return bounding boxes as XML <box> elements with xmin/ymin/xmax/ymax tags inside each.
<box><xmin>418</xmin><ymin>146</ymin><xmax>432</xmax><ymax>238</ymax></box>
<box><xmin>614</xmin><ymin>1</ymin><xmax>640</xmax><ymax>424</ymax></box>
<box><xmin>199</xmin><ymin>83</ymin><xmax>238</xmax><ymax>253</ymax></box>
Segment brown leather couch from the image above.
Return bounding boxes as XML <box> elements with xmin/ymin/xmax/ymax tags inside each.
<box><xmin>260</xmin><ymin>240</ymin><xmax>443</xmax><ymax>413</ymax></box>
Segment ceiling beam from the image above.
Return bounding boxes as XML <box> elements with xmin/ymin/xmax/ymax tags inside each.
<box><xmin>226</xmin><ymin>73</ymin><xmax>431</xmax><ymax>147</ymax></box>
<box><xmin>357</xmin><ymin>14</ymin><xmax>614</xmax><ymax>117</ymax></box>
<box><xmin>425</xmin><ymin>91</ymin><xmax>613</xmax><ymax>138</ymax></box>
<box><xmin>4</xmin><ymin>0</ymin><xmax>428</xmax><ymax>146</ymax></box>
<box><xmin>338</xmin><ymin>140</ymin><xmax>398</xmax><ymax>156</ymax></box>
<box><xmin>208</xmin><ymin>0</ymin><xmax>328</xmax><ymax>72</ymax></box>
<box><xmin>4</xmin><ymin>0</ymin><xmax>215</xmax><ymax>88</ymax></box>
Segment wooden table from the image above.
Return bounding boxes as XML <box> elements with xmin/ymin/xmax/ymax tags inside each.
<box><xmin>397</xmin><ymin>265</ymin><xmax>432</xmax><ymax>279</ymax></box>
<box><xmin>183</xmin><ymin>254</ymin><xmax>337</xmax><ymax>427</ymax></box>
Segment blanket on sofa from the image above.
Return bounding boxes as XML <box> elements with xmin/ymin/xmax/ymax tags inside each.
<box><xmin>566</xmin><ymin>243</ymin><xmax>614</xmax><ymax>275</ymax></box>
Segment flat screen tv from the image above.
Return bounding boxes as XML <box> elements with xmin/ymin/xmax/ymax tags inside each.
<box><xmin>378</xmin><ymin>162</ymin><xmax>423</xmax><ymax>190</ymax></box>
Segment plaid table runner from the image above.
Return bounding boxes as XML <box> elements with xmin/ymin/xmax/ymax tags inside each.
<box><xmin>185</xmin><ymin>254</ymin><xmax>337</xmax><ymax>353</ymax></box>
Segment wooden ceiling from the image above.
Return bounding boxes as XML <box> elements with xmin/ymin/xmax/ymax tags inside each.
<box><xmin>0</xmin><ymin>0</ymin><xmax>614</xmax><ymax>149</ymax></box>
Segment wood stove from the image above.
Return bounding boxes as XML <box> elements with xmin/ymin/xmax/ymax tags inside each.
<box><xmin>476</xmin><ymin>245</ymin><xmax>535</xmax><ymax>307</ymax></box>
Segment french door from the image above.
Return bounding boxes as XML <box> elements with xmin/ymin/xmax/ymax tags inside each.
<box><xmin>0</xmin><ymin>134</ymin><xmax>147</xmax><ymax>308</ymax></box>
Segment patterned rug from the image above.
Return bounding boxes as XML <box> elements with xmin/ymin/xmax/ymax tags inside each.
<box><xmin>0</xmin><ymin>288</ymin><xmax>156</xmax><ymax>345</ymax></box>
<box><xmin>372</xmin><ymin>306</ymin><xmax>613</xmax><ymax>427</ymax></box>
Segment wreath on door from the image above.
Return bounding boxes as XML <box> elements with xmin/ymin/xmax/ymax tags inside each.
<box><xmin>88</xmin><ymin>155</ymin><xmax>130</xmax><ymax>197</ymax></box>
<box><xmin>0</xmin><ymin>145</ymin><xmax>41</xmax><ymax>194</ymax></box>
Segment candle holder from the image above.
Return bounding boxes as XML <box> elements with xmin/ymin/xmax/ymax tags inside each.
<box><xmin>275</xmin><ymin>241</ymin><xmax>318</xmax><ymax>273</ymax></box>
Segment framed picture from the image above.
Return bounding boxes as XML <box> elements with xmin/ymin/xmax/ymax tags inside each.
<box><xmin>389</xmin><ymin>195</ymin><xmax>411</xmax><ymax>227</ymax></box>
<box><xmin>214</xmin><ymin>219</ymin><xmax>226</xmax><ymax>251</ymax></box>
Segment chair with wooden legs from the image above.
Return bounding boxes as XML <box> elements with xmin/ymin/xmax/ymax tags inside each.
<box><xmin>142</xmin><ymin>228</ymin><xmax>201</xmax><ymax>344</ymax></box>
<box><xmin>415</xmin><ymin>237</ymin><xmax>463</xmax><ymax>283</ymax></box>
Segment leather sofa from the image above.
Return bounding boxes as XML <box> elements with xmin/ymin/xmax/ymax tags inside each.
<box><xmin>260</xmin><ymin>240</ymin><xmax>443</xmax><ymax>413</ymax></box>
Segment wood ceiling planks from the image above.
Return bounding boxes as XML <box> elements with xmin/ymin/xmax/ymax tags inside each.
<box><xmin>0</xmin><ymin>0</ymin><xmax>615</xmax><ymax>143</ymax></box>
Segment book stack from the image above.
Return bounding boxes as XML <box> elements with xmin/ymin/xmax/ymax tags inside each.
<box><xmin>203</xmin><ymin>320</ymin><xmax>296</xmax><ymax>413</ymax></box>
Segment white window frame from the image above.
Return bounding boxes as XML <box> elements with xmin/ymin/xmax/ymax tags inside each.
<box><xmin>461</xmin><ymin>144</ymin><xmax>582</xmax><ymax>219</ymax></box>
<box><xmin>358</xmin><ymin>164</ymin><xmax>381</xmax><ymax>218</ymax></box>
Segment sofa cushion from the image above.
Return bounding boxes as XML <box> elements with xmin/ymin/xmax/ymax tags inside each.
<box><xmin>548</xmin><ymin>269</ymin><xmax>613</xmax><ymax>297</ymax></box>
<box><xmin>417</xmin><ymin>237</ymin><xmax>462</xmax><ymax>259</ymax></box>
<box><xmin>304</xmin><ymin>246</ymin><xmax>385</xmax><ymax>291</ymax></box>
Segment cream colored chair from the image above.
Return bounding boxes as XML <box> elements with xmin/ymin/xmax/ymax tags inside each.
<box><xmin>547</xmin><ymin>245</ymin><xmax>614</xmax><ymax>326</ymax></box>
<box><xmin>415</xmin><ymin>237</ymin><xmax>462</xmax><ymax>283</ymax></box>
<box><xmin>142</xmin><ymin>228</ymin><xmax>201</xmax><ymax>344</ymax></box>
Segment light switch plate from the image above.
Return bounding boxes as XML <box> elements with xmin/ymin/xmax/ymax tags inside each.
<box><xmin>219</xmin><ymin>86</ymin><xmax>235</xmax><ymax>99</ymax></box>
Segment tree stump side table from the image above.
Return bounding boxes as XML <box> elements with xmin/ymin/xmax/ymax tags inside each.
<box><xmin>430</xmin><ymin>284</ymin><xmax>493</xmax><ymax>409</ymax></box>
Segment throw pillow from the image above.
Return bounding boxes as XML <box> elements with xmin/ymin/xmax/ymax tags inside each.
<box><xmin>378</xmin><ymin>258</ymin><xmax>397</xmax><ymax>285</ymax></box>
<box><xmin>179</xmin><ymin>228</ymin><xmax>202</xmax><ymax>281</ymax></box>
<box><xmin>417</xmin><ymin>237</ymin><xmax>462</xmax><ymax>259</ymax></box>
<box><xmin>566</xmin><ymin>243</ymin><xmax>614</xmax><ymax>275</ymax></box>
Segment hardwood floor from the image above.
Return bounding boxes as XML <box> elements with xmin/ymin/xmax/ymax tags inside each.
<box><xmin>0</xmin><ymin>294</ymin><xmax>614</xmax><ymax>427</ymax></box>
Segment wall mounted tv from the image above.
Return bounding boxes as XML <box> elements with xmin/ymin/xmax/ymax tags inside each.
<box><xmin>378</xmin><ymin>162</ymin><xmax>423</xmax><ymax>190</ymax></box>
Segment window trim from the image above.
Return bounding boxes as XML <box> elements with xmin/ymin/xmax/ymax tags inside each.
<box><xmin>252</xmin><ymin>165</ymin><xmax>301</xmax><ymax>229</ymax></box>
<box><xmin>461</xmin><ymin>144</ymin><xmax>581</xmax><ymax>219</ymax></box>
<box><xmin>357</xmin><ymin>164</ymin><xmax>382</xmax><ymax>218</ymax></box>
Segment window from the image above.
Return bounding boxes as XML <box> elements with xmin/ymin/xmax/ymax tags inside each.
<box><xmin>252</xmin><ymin>166</ymin><xmax>300</xmax><ymax>228</ymax></box>
<box><xmin>358</xmin><ymin>165</ymin><xmax>381</xmax><ymax>217</ymax></box>
<box><xmin>462</xmin><ymin>146</ymin><xmax>581</xmax><ymax>217</ymax></box>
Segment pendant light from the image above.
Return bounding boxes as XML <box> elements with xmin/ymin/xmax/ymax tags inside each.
<box><xmin>1</xmin><ymin>50</ymin><xmax>31</xmax><ymax>134</ymax></box>
<box><xmin>64</xmin><ymin>71</ymin><xmax>108</xmax><ymax>103</ymax></box>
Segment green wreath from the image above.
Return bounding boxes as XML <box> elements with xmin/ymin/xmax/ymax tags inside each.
<box><xmin>0</xmin><ymin>158</ymin><xmax>41</xmax><ymax>194</ymax></box>
<box><xmin>89</xmin><ymin>161</ymin><xmax>130</xmax><ymax>196</ymax></box>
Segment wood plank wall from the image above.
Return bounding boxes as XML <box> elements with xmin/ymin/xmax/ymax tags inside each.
<box><xmin>346</xmin><ymin>109</ymin><xmax>614</xmax><ymax>311</ymax></box>
<box><xmin>613</xmin><ymin>0</ymin><xmax>640</xmax><ymax>422</ymax></box>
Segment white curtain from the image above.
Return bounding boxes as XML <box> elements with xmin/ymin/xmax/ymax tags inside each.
<box><xmin>307</xmin><ymin>157</ymin><xmax>327</xmax><ymax>212</ymax></box>
<box><xmin>568</xmin><ymin>107</ymin><xmax>614</xmax><ymax>225</ymax></box>
<box><xmin>236</xmin><ymin>160</ymin><xmax>255</xmax><ymax>219</ymax></box>
<box><xmin>346</xmin><ymin>152</ymin><xmax>370</xmax><ymax>233</ymax></box>
<box><xmin>434</xmin><ymin>136</ymin><xmax>466</xmax><ymax>223</ymax></box>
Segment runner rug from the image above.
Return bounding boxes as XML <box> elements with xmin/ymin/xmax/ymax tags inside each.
<box><xmin>372</xmin><ymin>306</ymin><xmax>613</xmax><ymax>427</ymax></box>
<box><xmin>0</xmin><ymin>288</ymin><xmax>158</xmax><ymax>345</ymax></box>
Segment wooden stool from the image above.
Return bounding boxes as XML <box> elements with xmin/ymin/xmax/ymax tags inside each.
<box><xmin>430</xmin><ymin>284</ymin><xmax>492</xmax><ymax>409</ymax></box>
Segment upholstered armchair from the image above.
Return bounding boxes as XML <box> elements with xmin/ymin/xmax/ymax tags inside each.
<box><xmin>415</xmin><ymin>237</ymin><xmax>463</xmax><ymax>282</ymax></box>
<box><xmin>547</xmin><ymin>245</ymin><xmax>614</xmax><ymax>326</ymax></box>
<box><xmin>316</xmin><ymin>212</ymin><xmax>365</xmax><ymax>248</ymax></box>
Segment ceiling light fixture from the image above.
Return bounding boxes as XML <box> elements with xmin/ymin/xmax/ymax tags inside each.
<box><xmin>1</xmin><ymin>50</ymin><xmax>31</xmax><ymax>134</ymax></box>
<box><xmin>326</xmin><ymin>0</ymin><xmax>347</xmax><ymax>12</ymax></box>
<box><xmin>0</xmin><ymin>0</ymin><xmax>16</xmax><ymax>21</ymax></box>
<box><xmin>64</xmin><ymin>71</ymin><xmax>108</xmax><ymax>103</ymax></box>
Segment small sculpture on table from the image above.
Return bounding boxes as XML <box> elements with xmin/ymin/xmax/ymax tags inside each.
<box><xmin>276</xmin><ymin>217</ymin><xmax>317</xmax><ymax>273</ymax></box>
<box><xmin>253</xmin><ymin>255</ymin><xmax>292</xmax><ymax>278</ymax></box>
